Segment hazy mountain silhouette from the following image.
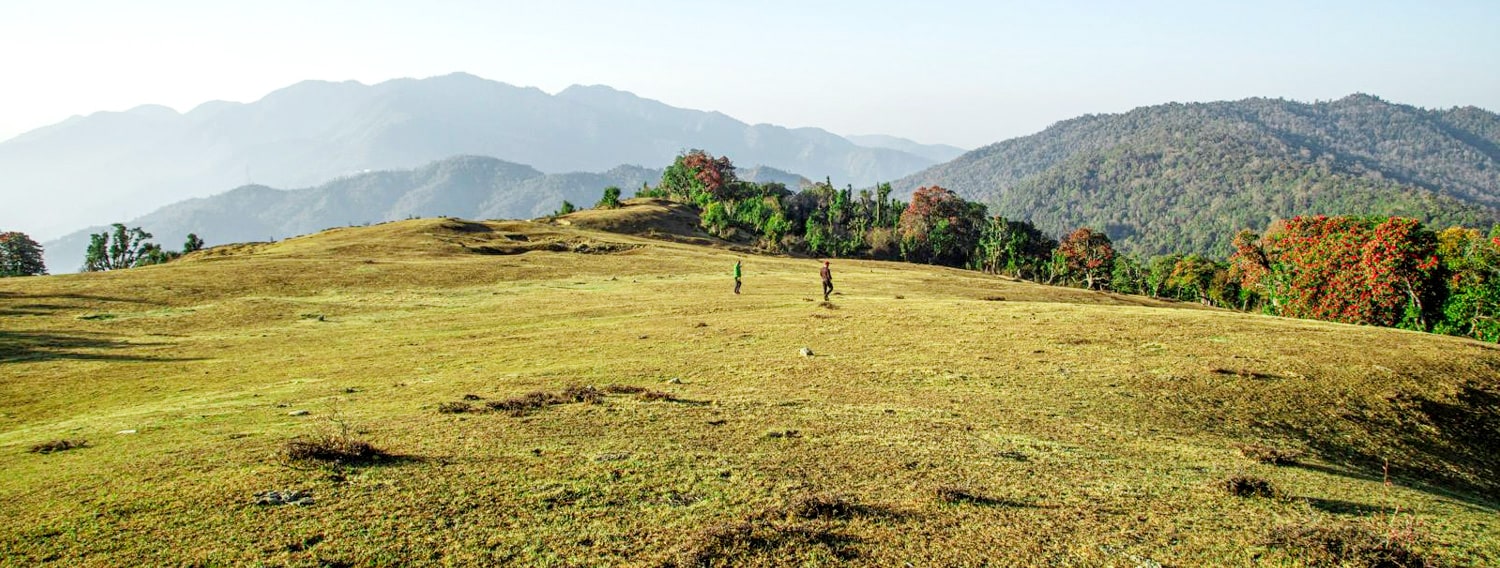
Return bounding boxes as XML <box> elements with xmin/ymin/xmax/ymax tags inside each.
<box><xmin>1</xmin><ymin>72</ymin><xmax>933</xmax><ymax>241</ymax></box>
<box><xmin>41</xmin><ymin>156</ymin><xmax>808</xmax><ymax>272</ymax></box>
<box><xmin>846</xmin><ymin>134</ymin><xmax>966</xmax><ymax>163</ymax></box>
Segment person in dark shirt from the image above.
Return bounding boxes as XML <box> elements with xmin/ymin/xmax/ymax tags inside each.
<box><xmin>820</xmin><ymin>260</ymin><xmax>833</xmax><ymax>301</ymax></box>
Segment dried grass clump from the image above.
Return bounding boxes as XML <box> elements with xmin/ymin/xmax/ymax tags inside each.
<box><xmin>785</xmin><ymin>492</ymin><xmax>860</xmax><ymax>520</ymax></box>
<box><xmin>1221</xmin><ymin>475</ymin><xmax>1278</xmax><ymax>498</ymax></box>
<box><xmin>486</xmin><ymin>391</ymin><xmax>563</xmax><ymax>416</ymax></box>
<box><xmin>30</xmin><ymin>439</ymin><xmax>87</xmax><ymax>454</ymax></box>
<box><xmin>1238</xmin><ymin>443</ymin><xmax>1303</xmax><ymax>465</ymax></box>
<box><xmin>638</xmin><ymin>390</ymin><xmax>676</xmax><ymax>402</ymax></box>
<box><xmin>934</xmin><ymin>484</ymin><xmax>992</xmax><ymax>504</ymax></box>
<box><xmin>437</xmin><ymin>401</ymin><xmax>473</xmax><ymax>414</ymax></box>
<box><xmin>603</xmin><ymin>384</ymin><xmax>647</xmax><ymax>395</ymax></box>
<box><xmin>671</xmin><ymin>516</ymin><xmax>856</xmax><ymax>567</ymax></box>
<box><xmin>561</xmin><ymin>384</ymin><xmax>605</xmax><ymax>404</ymax></box>
<box><xmin>1266</xmin><ymin>521</ymin><xmax>1442</xmax><ymax>567</ymax></box>
<box><xmin>285</xmin><ymin>434</ymin><xmax>388</xmax><ymax>465</ymax></box>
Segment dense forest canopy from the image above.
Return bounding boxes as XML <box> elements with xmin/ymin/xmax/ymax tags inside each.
<box><xmin>896</xmin><ymin>95</ymin><xmax>1500</xmax><ymax>258</ymax></box>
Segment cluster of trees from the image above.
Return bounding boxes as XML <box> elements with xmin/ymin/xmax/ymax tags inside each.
<box><xmin>82</xmin><ymin>225</ymin><xmax>204</xmax><ymax>272</ymax></box>
<box><xmin>620</xmin><ymin>150</ymin><xmax>1500</xmax><ymax>343</ymax></box>
<box><xmin>1230</xmin><ymin>216</ymin><xmax>1500</xmax><ymax>341</ymax></box>
<box><xmin>637</xmin><ymin>150</ymin><xmax>906</xmax><ymax>257</ymax></box>
<box><xmin>0</xmin><ymin>225</ymin><xmax>209</xmax><ymax>278</ymax></box>
<box><xmin>626</xmin><ymin>150</ymin><xmax>1133</xmax><ymax>290</ymax></box>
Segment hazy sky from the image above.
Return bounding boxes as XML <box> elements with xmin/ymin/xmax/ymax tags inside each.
<box><xmin>1</xmin><ymin>0</ymin><xmax>1497</xmax><ymax>149</ymax></box>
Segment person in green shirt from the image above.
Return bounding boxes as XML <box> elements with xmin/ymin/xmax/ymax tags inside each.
<box><xmin>733</xmin><ymin>260</ymin><xmax>742</xmax><ymax>294</ymax></box>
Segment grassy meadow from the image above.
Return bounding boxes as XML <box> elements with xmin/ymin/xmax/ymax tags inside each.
<box><xmin>2</xmin><ymin>205</ymin><xmax>1498</xmax><ymax>566</ymax></box>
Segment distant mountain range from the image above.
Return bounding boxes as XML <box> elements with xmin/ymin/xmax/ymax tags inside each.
<box><xmin>21</xmin><ymin>81</ymin><xmax>1500</xmax><ymax>270</ymax></box>
<box><xmin>844</xmin><ymin>135</ymin><xmax>966</xmax><ymax>163</ymax></box>
<box><xmin>1</xmin><ymin>72</ymin><xmax>950</xmax><ymax>242</ymax></box>
<box><xmin>41</xmin><ymin>156</ymin><xmax>808</xmax><ymax>272</ymax></box>
<box><xmin>896</xmin><ymin>94</ymin><xmax>1500</xmax><ymax>256</ymax></box>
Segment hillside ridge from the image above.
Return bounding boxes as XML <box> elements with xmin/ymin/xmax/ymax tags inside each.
<box><xmin>896</xmin><ymin>95</ymin><xmax>1500</xmax><ymax>256</ymax></box>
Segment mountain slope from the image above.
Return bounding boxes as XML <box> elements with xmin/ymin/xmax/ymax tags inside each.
<box><xmin>37</xmin><ymin>156</ymin><xmax>630</xmax><ymax>271</ymax></box>
<box><xmin>39</xmin><ymin>156</ymin><xmax>808</xmax><ymax>272</ymax></box>
<box><xmin>0</xmin><ymin>73</ymin><xmax>933</xmax><ymax>241</ymax></box>
<box><xmin>2</xmin><ymin>218</ymin><xmax>1496</xmax><ymax>564</ymax></box>
<box><xmin>846</xmin><ymin>134</ymin><xmax>967</xmax><ymax>163</ymax></box>
<box><xmin>897</xmin><ymin>95</ymin><xmax>1500</xmax><ymax>257</ymax></box>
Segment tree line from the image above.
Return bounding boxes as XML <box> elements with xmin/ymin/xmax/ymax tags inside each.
<box><xmin>617</xmin><ymin>150</ymin><xmax>1500</xmax><ymax>343</ymax></box>
<box><xmin>0</xmin><ymin>225</ymin><xmax>205</xmax><ymax>277</ymax></box>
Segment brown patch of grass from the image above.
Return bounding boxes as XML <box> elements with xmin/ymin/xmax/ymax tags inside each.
<box><xmin>763</xmin><ymin>429</ymin><xmax>800</xmax><ymax>439</ymax></box>
<box><xmin>561</xmin><ymin>384</ymin><xmax>605</xmax><ymax>404</ymax></box>
<box><xmin>981</xmin><ymin>296</ymin><xmax>1005</xmax><ymax>301</ymax></box>
<box><xmin>1266</xmin><ymin>521</ymin><xmax>1443</xmax><ymax>567</ymax></box>
<box><xmin>669</xmin><ymin>493</ymin><xmax>871</xmax><ymax>567</ymax></box>
<box><xmin>461</xmin><ymin>393</ymin><xmax>483</xmax><ymax>401</ymax></box>
<box><xmin>817</xmin><ymin>301</ymin><xmax>838</xmax><ymax>310</ymax></box>
<box><xmin>437</xmin><ymin>401</ymin><xmax>473</xmax><ymax>414</ymax></box>
<box><xmin>603</xmin><ymin>384</ymin><xmax>646</xmax><ymax>395</ymax></box>
<box><xmin>29</xmin><ymin>439</ymin><xmax>86</xmax><ymax>454</ymax></box>
<box><xmin>285</xmin><ymin>434</ymin><xmax>388</xmax><ymax>465</ymax></box>
<box><xmin>639</xmin><ymin>390</ymin><xmax>676</xmax><ymax>402</ymax></box>
<box><xmin>934</xmin><ymin>484</ymin><xmax>989</xmax><ymax>504</ymax></box>
<box><xmin>784</xmin><ymin>492</ymin><xmax>860</xmax><ymax>520</ymax></box>
<box><xmin>1221</xmin><ymin>475</ymin><xmax>1278</xmax><ymax>498</ymax></box>
<box><xmin>1238</xmin><ymin>443</ymin><xmax>1303</xmax><ymax>465</ymax></box>
<box><xmin>485</xmin><ymin>391</ymin><xmax>563</xmax><ymax>416</ymax></box>
<box><xmin>672</xmin><ymin>520</ymin><xmax>857</xmax><ymax>567</ymax></box>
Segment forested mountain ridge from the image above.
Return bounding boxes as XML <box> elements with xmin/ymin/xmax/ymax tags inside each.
<box><xmin>40</xmin><ymin>156</ymin><xmax>808</xmax><ymax>272</ymax></box>
<box><xmin>896</xmin><ymin>94</ymin><xmax>1500</xmax><ymax>256</ymax></box>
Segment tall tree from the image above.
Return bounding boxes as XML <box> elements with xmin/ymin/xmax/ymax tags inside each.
<box><xmin>595</xmin><ymin>186</ymin><xmax>623</xmax><ymax>209</ymax></box>
<box><xmin>1057</xmin><ymin>228</ymin><xmax>1116</xmax><ymax>290</ymax></box>
<box><xmin>183</xmin><ymin>233</ymin><xmax>205</xmax><ymax>253</ymax></box>
<box><xmin>973</xmin><ymin>216</ymin><xmax>1056</xmax><ymax>280</ymax></box>
<box><xmin>1434</xmin><ymin>226</ymin><xmax>1500</xmax><ymax>340</ymax></box>
<box><xmin>0</xmin><ymin>231</ymin><xmax>46</xmax><ymax>277</ymax></box>
<box><xmin>84</xmin><ymin>224</ymin><xmax>167</xmax><ymax>271</ymax></box>
<box><xmin>898</xmin><ymin>186</ymin><xmax>986</xmax><ymax>267</ymax></box>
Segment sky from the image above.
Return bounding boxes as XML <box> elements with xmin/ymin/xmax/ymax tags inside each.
<box><xmin>0</xmin><ymin>0</ymin><xmax>1497</xmax><ymax>149</ymax></box>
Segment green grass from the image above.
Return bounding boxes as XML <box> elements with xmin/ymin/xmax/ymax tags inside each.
<box><xmin>1</xmin><ymin>214</ymin><xmax>1497</xmax><ymax>566</ymax></box>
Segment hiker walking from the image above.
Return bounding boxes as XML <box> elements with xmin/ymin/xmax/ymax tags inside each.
<box><xmin>820</xmin><ymin>260</ymin><xmax>833</xmax><ymax>301</ymax></box>
<box><xmin>733</xmin><ymin>259</ymin><xmax>742</xmax><ymax>294</ymax></box>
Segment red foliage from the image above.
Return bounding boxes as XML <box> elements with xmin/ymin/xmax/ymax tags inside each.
<box><xmin>1058</xmin><ymin>228</ymin><xmax>1115</xmax><ymax>289</ymax></box>
<box><xmin>898</xmin><ymin>186</ymin><xmax>969</xmax><ymax>241</ymax></box>
<box><xmin>681</xmin><ymin>150</ymin><xmax>735</xmax><ymax>196</ymax></box>
<box><xmin>1255</xmin><ymin>216</ymin><xmax>1438</xmax><ymax>327</ymax></box>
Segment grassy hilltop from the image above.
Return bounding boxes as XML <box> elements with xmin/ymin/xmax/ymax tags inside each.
<box><xmin>2</xmin><ymin>200</ymin><xmax>1498</xmax><ymax>566</ymax></box>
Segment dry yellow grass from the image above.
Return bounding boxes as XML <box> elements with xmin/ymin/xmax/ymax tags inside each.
<box><xmin>1</xmin><ymin>207</ymin><xmax>1497</xmax><ymax>566</ymax></box>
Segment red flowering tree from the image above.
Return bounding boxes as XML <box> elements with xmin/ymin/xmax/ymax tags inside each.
<box><xmin>897</xmin><ymin>186</ymin><xmax>986</xmax><ymax>267</ymax></box>
<box><xmin>1057</xmin><ymin>228</ymin><xmax>1115</xmax><ymax>290</ymax></box>
<box><xmin>657</xmin><ymin>149</ymin><xmax>737</xmax><ymax>205</ymax></box>
<box><xmin>1237</xmin><ymin>216</ymin><xmax>1440</xmax><ymax>328</ymax></box>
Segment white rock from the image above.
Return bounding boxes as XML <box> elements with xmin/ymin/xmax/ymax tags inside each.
<box><xmin>116</xmin><ymin>429</ymin><xmax>137</xmax><ymax>435</ymax></box>
<box><xmin>288</xmin><ymin>410</ymin><xmax>310</xmax><ymax>416</ymax></box>
<box><xmin>799</xmin><ymin>347</ymin><xmax>814</xmax><ymax>357</ymax></box>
